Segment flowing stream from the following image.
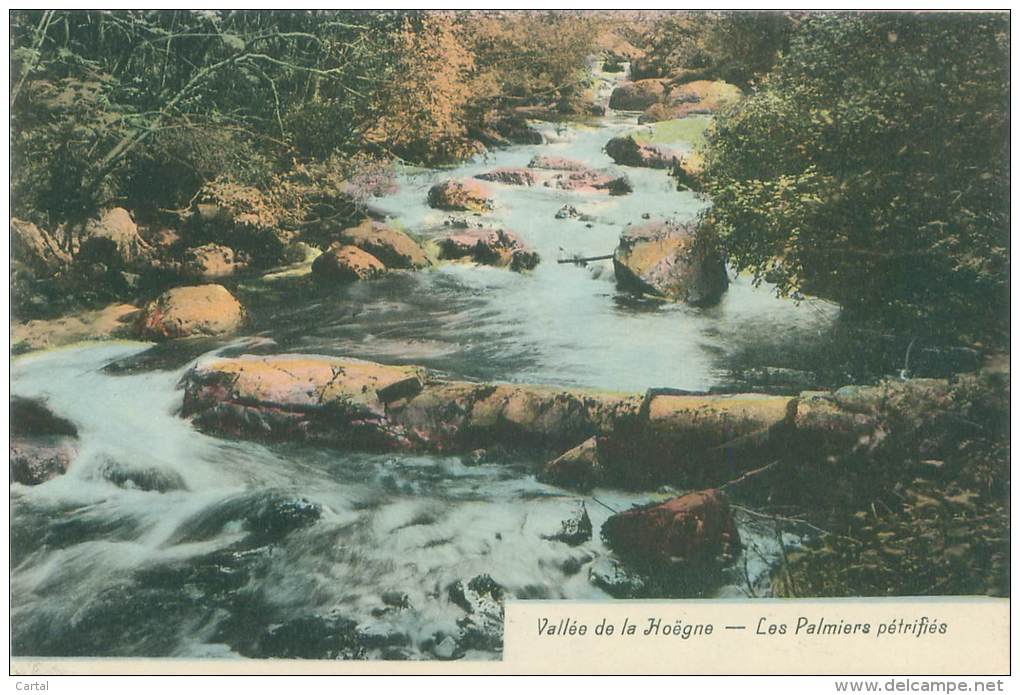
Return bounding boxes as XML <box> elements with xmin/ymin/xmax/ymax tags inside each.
<box><xmin>10</xmin><ymin>68</ymin><xmax>837</xmax><ymax>660</ymax></box>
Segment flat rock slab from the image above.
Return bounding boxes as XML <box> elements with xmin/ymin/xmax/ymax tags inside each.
<box><xmin>181</xmin><ymin>354</ymin><xmax>641</xmax><ymax>453</ymax></box>
<box><xmin>12</xmin><ymin>303</ymin><xmax>139</xmax><ymax>354</ymax></box>
<box><xmin>184</xmin><ymin>354</ymin><xmax>426</xmax><ymax>415</ymax></box>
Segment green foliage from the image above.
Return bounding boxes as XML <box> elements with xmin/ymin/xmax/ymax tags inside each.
<box><xmin>633</xmin><ymin>115</ymin><xmax>713</xmax><ymax>148</ymax></box>
<box><xmin>633</xmin><ymin>11</ymin><xmax>793</xmax><ymax>86</ymax></box>
<box><xmin>775</xmin><ymin>372</ymin><xmax>1010</xmax><ymax>597</ymax></box>
<box><xmin>10</xmin><ymin>10</ymin><xmax>601</xmax><ymax>226</ymax></box>
<box><xmin>704</xmin><ymin>13</ymin><xmax>1009</xmax><ymax>343</ymax></box>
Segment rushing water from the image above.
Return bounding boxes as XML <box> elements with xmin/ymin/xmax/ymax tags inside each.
<box><xmin>11</xmin><ymin>69</ymin><xmax>830</xmax><ymax>660</ymax></box>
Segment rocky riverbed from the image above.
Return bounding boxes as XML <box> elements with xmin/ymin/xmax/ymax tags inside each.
<box><xmin>9</xmin><ymin>62</ymin><xmax>996</xmax><ymax>661</ymax></box>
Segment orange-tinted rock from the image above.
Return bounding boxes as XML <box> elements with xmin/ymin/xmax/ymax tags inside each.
<box><xmin>12</xmin><ymin>303</ymin><xmax>139</xmax><ymax>354</ymax></box>
<box><xmin>437</xmin><ymin>228</ymin><xmax>539</xmax><ymax>271</ymax></box>
<box><xmin>136</xmin><ymin>284</ymin><xmax>245</xmax><ymax>340</ymax></box>
<box><xmin>527</xmin><ymin>155</ymin><xmax>589</xmax><ymax>171</ymax></box>
<box><xmin>312</xmin><ymin>243</ymin><xmax>387</xmax><ymax>284</ymax></box>
<box><xmin>181</xmin><ymin>354</ymin><xmax>426</xmax><ymax>449</ymax></box>
<box><xmin>80</xmin><ymin>208</ymin><xmax>150</xmax><ymax>263</ymax></box>
<box><xmin>427</xmin><ymin>179</ymin><xmax>494</xmax><ymax>212</ymax></box>
<box><xmin>183</xmin><ymin>243</ymin><xmax>240</xmax><ymax>279</ymax></box>
<box><xmin>613</xmin><ymin>219</ymin><xmax>728</xmax><ymax>306</ymax></box>
<box><xmin>601</xmin><ymin>489</ymin><xmax>739</xmax><ymax>565</ymax></box>
<box><xmin>639</xmin><ymin>80</ymin><xmax>743</xmax><ymax>122</ymax></box>
<box><xmin>336</xmin><ymin>219</ymin><xmax>430</xmax><ymax>269</ymax></box>
<box><xmin>540</xmin><ymin>436</ymin><xmax>605</xmax><ymax>491</ymax></box>
<box><xmin>11</xmin><ymin>218</ymin><xmax>70</xmax><ymax>276</ymax></box>
<box><xmin>547</xmin><ymin>169</ymin><xmax>633</xmax><ymax>196</ymax></box>
<box><xmin>185</xmin><ymin>354</ymin><xmax>425</xmax><ymax>414</ymax></box>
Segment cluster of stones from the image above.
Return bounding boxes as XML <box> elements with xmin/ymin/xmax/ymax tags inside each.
<box><xmin>608</xmin><ymin>78</ymin><xmax>742</xmax><ymax>123</ymax></box>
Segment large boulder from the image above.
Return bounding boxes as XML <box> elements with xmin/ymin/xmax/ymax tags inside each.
<box><xmin>336</xmin><ymin>219</ymin><xmax>430</xmax><ymax>269</ymax></box>
<box><xmin>182</xmin><ymin>354</ymin><xmax>426</xmax><ymax>449</ymax></box>
<box><xmin>80</xmin><ymin>208</ymin><xmax>150</xmax><ymax>264</ymax></box>
<box><xmin>605</xmin><ymin>135</ymin><xmax>681</xmax><ymax>169</ymax></box>
<box><xmin>436</xmin><ymin>228</ymin><xmax>539</xmax><ymax>272</ymax></box>
<box><xmin>311</xmin><ymin>243</ymin><xmax>387</xmax><ymax>284</ymax></box>
<box><xmin>613</xmin><ymin>220</ymin><xmax>728</xmax><ymax>306</ymax></box>
<box><xmin>183</xmin><ymin>243</ymin><xmax>241</xmax><ymax>279</ymax></box>
<box><xmin>608</xmin><ymin>79</ymin><xmax>667</xmax><ymax>110</ymax></box>
<box><xmin>474</xmin><ymin>168</ymin><xmax>537</xmax><ymax>187</ymax></box>
<box><xmin>136</xmin><ymin>284</ymin><xmax>245</xmax><ymax>341</ymax></box>
<box><xmin>11</xmin><ymin>218</ymin><xmax>70</xmax><ymax>276</ymax></box>
<box><xmin>10</xmin><ymin>397</ymin><xmax>79</xmax><ymax>485</ymax></box>
<box><xmin>601</xmin><ymin>489</ymin><xmax>739</xmax><ymax>566</ymax></box>
<box><xmin>427</xmin><ymin>179</ymin><xmax>494</xmax><ymax>213</ymax></box>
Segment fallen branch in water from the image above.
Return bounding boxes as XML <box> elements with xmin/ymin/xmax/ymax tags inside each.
<box><xmin>557</xmin><ymin>253</ymin><xmax>614</xmax><ymax>265</ymax></box>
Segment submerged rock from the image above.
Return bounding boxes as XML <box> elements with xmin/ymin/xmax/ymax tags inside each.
<box><xmin>447</xmin><ymin>574</ymin><xmax>505</xmax><ymax>653</ymax></box>
<box><xmin>601</xmin><ymin>489</ymin><xmax>739</xmax><ymax>566</ymax></box>
<box><xmin>336</xmin><ymin>219</ymin><xmax>430</xmax><ymax>269</ymax></box>
<box><xmin>166</xmin><ymin>491</ymin><xmax>322</xmax><ymax>548</ymax></box>
<box><xmin>613</xmin><ymin>219</ymin><xmax>728</xmax><ymax>306</ymax></box>
<box><xmin>11</xmin><ymin>397</ymin><xmax>78</xmax><ymax>437</ymax></box>
<box><xmin>475</xmin><ymin>167</ymin><xmax>537</xmax><ymax>187</ymax></box>
<box><xmin>427</xmin><ymin>179</ymin><xmax>494</xmax><ymax>213</ymax></box>
<box><xmin>588</xmin><ymin>557</ymin><xmax>646</xmax><ymax>597</ymax></box>
<box><xmin>436</xmin><ymin>228</ymin><xmax>539</xmax><ymax>272</ymax></box>
<box><xmin>312</xmin><ymin>243</ymin><xmax>387</xmax><ymax>284</ymax></box>
<box><xmin>10</xmin><ymin>438</ymin><xmax>76</xmax><ymax>486</ymax></box>
<box><xmin>98</xmin><ymin>459</ymin><xmax>188</xmax><ymax>493</ymax></box>
<box><xmin>543</xmin><ymin>502</ymin><xmax>593</xmax><ymax>546</ymax></box>
<box><xmin>255</xmin><ymin>614</ymin><xmax>364</xmax><ymax>660</ymax></box>
<box><xmin>10</xmin><ymin>398</ymin><xmax>78</xmax><ymax>485</ymax></box>
<box><xmin>136</xmin><ymin>284</ymin><xmax>246</xmax><ymax>341</ymax></box>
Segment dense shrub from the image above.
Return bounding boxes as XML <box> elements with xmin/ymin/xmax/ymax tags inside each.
<box><xmin>704</xmin><ymin>13</ymin><xmax>1009</xmax><ymax>344</ymax></box>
